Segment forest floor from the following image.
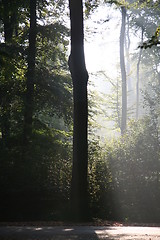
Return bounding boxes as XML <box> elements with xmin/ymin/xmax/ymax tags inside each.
<box><xmin>0</xmin><ymin>219</ymin><xmax>160</xmax><ymax>227</ymax></box>
<box><xmin>0</xmin><ymin>221</ymin><xmax>160</xmax><ymax>239</ymax></box>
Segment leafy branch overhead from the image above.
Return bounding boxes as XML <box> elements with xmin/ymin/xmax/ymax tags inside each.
<box><xmin>0</xmin><ymin>0</ymin><xmax>160</xmax><ymax>224</ymax></box>
<box><xmin>139</xmin><ymin>26</ymin><xmax>160</xmax><ymax>49</ymax></box>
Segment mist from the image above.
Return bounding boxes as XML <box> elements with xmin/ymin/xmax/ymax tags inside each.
<box><xmin>0</xmin><ymin>0</ymin><xmax>159</xmax><ymax>224</ymax></box>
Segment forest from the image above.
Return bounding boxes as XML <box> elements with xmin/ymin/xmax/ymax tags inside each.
<box><xmin>0</xmin><ymin>0</ymin><xmax>160</xmax><ymax>223</ymax></box>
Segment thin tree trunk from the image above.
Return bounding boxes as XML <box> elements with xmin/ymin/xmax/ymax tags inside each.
<box><xmin>116</xmin><ymin>77</ymin><xmax>121</xmax><ymax>129</ymax></box>
<box><xmin>23</xmin><ymin>0</ymin><xmax>36</xmax><ymax>144</ymax></box>
<box><xmin>125</xmin><ymin>13</ymin><xmax>132</xmax><ymax>112</ymax></box>
<box><xmin>120</xmin><ymin>6</ymin><xmax>127</xmax><ymax>135</ymax></box>
<box><xmin>136</xmin><ymin>28</ymin><xmax>143</xmax><ymax>120</ymax></box>
<box><xmin>125</xmin><ymin>14</ymin><xmax>131</xmax><ymax>90</ymax></box>
<box><xmin>68</xmin><ymin>0</ymin><xmax>89</xmax><ymax>221</ymax></box>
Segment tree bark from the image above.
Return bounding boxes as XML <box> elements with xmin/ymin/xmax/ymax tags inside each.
<box><xmin>136</xmin><ymin>27</ymin><xmax>143</xmax><ymax>120</ymax></box>
<box><xmin>116</xmin><ymin>77</ymin><xmax>121</xmax><ymax>129</ymax></box>
<box><xmin>23</xmin><ymin>0</ymin><xmax>36</xmax><ymax>144</ymax></box>
<box><xmin>125</xmin><ymin>13</ymin><xmax>132</xmax><ymax>112</ymax></box>
<box><xmin>120</xmin><ymin>6</ymin><xmax>127</xmax><ymax>135</ymax></box>
<box><xmin>68</xmin><ymin>0</ymin><xmax>89</xmax><ymax>221</ymax></box>
<box><xmin>1</xmin><ymin>0</ymin><xmax>17</xmax><ymax>145</ymax></box>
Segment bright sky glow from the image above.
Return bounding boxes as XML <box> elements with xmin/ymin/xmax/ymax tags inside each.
<box><xmin>84</xmin><ymin>4</ymin><xmax>140</xmax><ymax>93</ymax></box>
<box><xmin>83</xmin><ymin>4</ymin><xmax>141</xmax><ymax>138</ymax></box>
<box><xmin>84</xmin><ymin>5</ymin><xmax>121</xmax><ymax>81</ymax></box>
<box><xmin>66</xmin><ymin>4</ymin><xmax>142</xmax><ymax>138</ymax></box>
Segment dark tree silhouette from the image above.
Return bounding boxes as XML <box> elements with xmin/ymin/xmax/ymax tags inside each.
<box><xmin>1</xmin><ymin>0</ymin><xmax>18</xmax><ymax>145</ymax></box>
<box><xmin>23</xmin><ymin>0</ymin><xmax>36</xmax><ymax>144</ymax></box>
<box><xmin>68</xmin><ymin>0</ymin><xmax>89</xmax><ymax>220</ymax></box>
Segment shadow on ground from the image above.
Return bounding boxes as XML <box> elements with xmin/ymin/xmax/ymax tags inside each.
<box><xmin>0</xmin><ymin>225</ymin><xmax>160</xmax><ymax>240</ymax></box>
<box><xmin>0</xmin><ymin>226</ymin><xmax>101</xmax><ymax>240</ymax></box>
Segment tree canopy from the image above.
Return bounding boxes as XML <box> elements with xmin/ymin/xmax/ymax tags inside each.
<box><xmin>0</xmin><ymin>0</ymin><xmax>160</xmax><ymax>223</ymax></box>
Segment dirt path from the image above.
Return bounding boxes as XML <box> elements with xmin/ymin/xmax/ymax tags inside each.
<box><xmin>0</xmin><ymin>226</ymin><xmax>160</xmax><ymax>239</ymax></box>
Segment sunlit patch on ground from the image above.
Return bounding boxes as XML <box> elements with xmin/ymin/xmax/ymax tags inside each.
<box><xmin>0</xmin><ymin>226</ymin><xmax>160</xmax><ymax>239</ymax></box>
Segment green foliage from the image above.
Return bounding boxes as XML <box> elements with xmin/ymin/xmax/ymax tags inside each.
<box><xmin>87</xmin><ymin>116</ymin><xmax>160</xmax><ymax>222</ymax></box>
<box><xmin>140</xmin><ymin>26</ymin><xmax>160</xmax><ymax>49</ymax></box>
<box><xmin>0</xmin><ymin>0</ymin><xmax>72</xmax><ymax>136</ymax></box>
<box><xmin>85</xmin><ymin>0</ymin><xmax>101</xmax><ymax>16</ymax></box>
<box><xmin>106</xmin><ymin>119</ymin><xmax>160</xmax><ymax>222</ymax></box>
<box><xmin>88</xmin><ymin>139</ymin><xmax>113</xmax><ymax>219</ymax></box>
<box><xmin>0</xmin><ymin>125</ymin><xmax>72</xmax><ymax>220</ymax></box>
<box><xmin>0</xmin><ymin>0</ymin><xmax>73</xmax><ymax>221</ymax></box>
<box><xmin>1</xmin><ymin>0</ymin><xmax>160</xmax><ymax>223</ymax></box>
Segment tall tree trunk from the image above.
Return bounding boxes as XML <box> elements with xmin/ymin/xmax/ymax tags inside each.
<box><xmin>68</xmin><ymin>0</ymin><xmax>89</xmax><ymax>221</ymax></box>
<box><xmin>1</xmin><ymin>0</ymin><xmax>17</xmax><ymax>146</ymax></box>
<box><xmin>116</xmin><ymin>77</ymin><xmax>121</xmax><ymax>129</ymax></box>
<box><xmin>23</xmin><ymin>0</ymin><xmax>36</xmax><ymax>144</ymax></box>
<box><xmin>120</xmin><ymin>6</ymin><xmax>127</xmax><ymax>135</ymax></box>
<box><xmin>136</xmin><ymin>27</ymin><xmax>143</xmax><ymax>120</ymax></box>
<box><xmin>125</xmin><ymin>14</ymin><xmax>131</xmax><ymax>90</ymax></box>
<box><xmin>125</xmin><ymin>13</ymin><xmax>132</xmax><ymax>113</ymax></box>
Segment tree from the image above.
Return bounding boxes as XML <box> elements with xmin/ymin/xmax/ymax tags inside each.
<box><xmin>0</xmin><ymin>0</ymin><xmax>73</xmax><ymax>219</ymax></box>
<box><xmin>120</xmin><ymin>6</ymin><xmax>127</xmax><ymax>135</ymax></box>
<box><xmin>0</xmin><ymin>0</ymin><xmax>19</xmax><ymax>145</ymax></box>
<box><xmin>129</xmin><ymin>0</ymin><xmax>160</xmax><ymax>119</ymax></box>
<box><xmin>136</xmin><ymin>27</ymin><xmax>143</xmax><ymax>120</ymax></box>
<box><xmin>23</xmin><ymin>0</ymin><xmax>37</xmax><ymax>144</ymax></box>
<box><xmin>68</xmin><ymin>0</ymin><xmax>89</xmax><ymax>220</ymax></box>
<box><xmin>125</xmin><ymin>12</ymin><xmax>134</xmax><ymax>116</ymax></box>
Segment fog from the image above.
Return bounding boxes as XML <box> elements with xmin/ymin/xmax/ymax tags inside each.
<box><xmin>0</xmin><ymin>0</ymin><xmax>160</xmax><ymax>223</ymax></box>
<box><xmin>85</xmin><ymin>2</ymin><xmax>160</xmax><ymax>222</ymax></box>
